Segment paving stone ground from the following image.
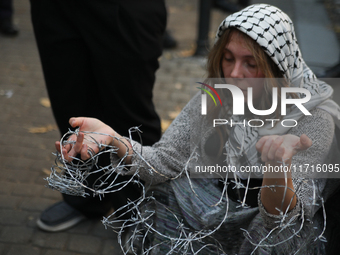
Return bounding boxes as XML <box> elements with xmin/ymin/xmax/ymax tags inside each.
<box><xmin>0</xmin><ymin>0</ymin><xmax>227</xmax><ymax>254</ymax></box>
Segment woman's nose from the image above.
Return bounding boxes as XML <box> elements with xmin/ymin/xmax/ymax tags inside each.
<box><xmin>230</xmin><ymin>62</ymin><xmax>244</xmax><ymax>78</ymax></box>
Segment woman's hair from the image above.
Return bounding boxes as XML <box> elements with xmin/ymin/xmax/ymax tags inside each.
<box><xmin>207</xmin><ymin>27</ymin><xmax>284</xmax><ymax>79</ymax></box>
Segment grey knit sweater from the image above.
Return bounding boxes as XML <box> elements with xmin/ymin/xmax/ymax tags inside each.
<box><xmin>128</xmin><ymin>92</ymin><xmax>340</xmax><ymax>228</ymax></box>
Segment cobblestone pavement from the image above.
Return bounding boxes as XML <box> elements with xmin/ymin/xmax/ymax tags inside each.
<box><xmin>0</xmin><ymin>0</ymin><xmax>226</xmax><ymax>254</ymax></box>
<box><xmin>0</xmin><ymin>0</ymin><xmax>339</xmax><ymax>254</ymax></box>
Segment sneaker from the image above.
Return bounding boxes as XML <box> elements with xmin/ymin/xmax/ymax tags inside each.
<box><xmin>163</xmin><ymin>30</ymin><xmax>177</xmax><ymax>49</ymax></box>
<box><xmin>37</xmin><ymin>201</ymin><xmax>86</xmax><ymax>232</ymax></box>
<box><xmin>0</xmin><ymin>18</ymin><xmax>19</xmax><ymax>37</ymax></box>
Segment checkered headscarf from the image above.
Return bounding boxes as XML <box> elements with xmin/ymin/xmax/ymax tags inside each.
<box><xmin>215</xmin><ymin>4</ymin><xmax>340</xmax><ymax>179</ymax></box>
<box><xmin>216</xmin><ymin>4</ymin><xmax>308</xmax><ymax>86</ymax></box>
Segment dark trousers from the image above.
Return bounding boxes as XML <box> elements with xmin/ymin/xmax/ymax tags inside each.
<box><xmin>30</xmin><ymin>0</ymin><xmax>166</xmax><ymax>218</ymax></box>
<box><xmin>0</xmin><ymin>0</ymin><xmax>13</xmax><ymax>20</ymax></box>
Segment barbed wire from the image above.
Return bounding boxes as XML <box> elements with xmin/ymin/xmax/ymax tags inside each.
<box><xmin>45</xmin><ymin>128</ymin><xmax>328</xmax><ymax>254</ymax></box>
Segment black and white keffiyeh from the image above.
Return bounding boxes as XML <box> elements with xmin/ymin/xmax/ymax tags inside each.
<box><xmin>215</xmin><ymin>4</ymin><xmax>340</xmax><ymax>179</ymax></box>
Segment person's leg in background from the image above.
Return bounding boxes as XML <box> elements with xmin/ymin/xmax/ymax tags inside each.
<box><xmin>68</xmin><ymin>0</ymin><xmax>166</xmax><ymax>215</ymax></box>
<box><xmin>74</xmin><ymin>0</ymin><xmax>167</xmax><ymax>215</ymax></box>
<box><xmin>30</xmin><ymin>0</ymin><xmax>116</xmax><ymax>230</ymax></box>
<box><xmin>0</xmin><ymin>0</ymin><xmax>18</xmax><ymax>36</ymax></box>
<box><xmin>30</xmin><ymin>0</ymin><xmax>166</xmax><ymax>231</ymax></box>
<box><xmin>79</xmin><ymin>0</ymin><xmax>165</xmax><ymax>143</ymax></box>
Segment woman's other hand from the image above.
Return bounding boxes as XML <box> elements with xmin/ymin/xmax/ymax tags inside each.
<box><xmin>256</xmin><ymin>134</ymin><xmax>312</xmax><ymax>214</ymax></box>
<box><xmin>256</xmin><ymin>134</ymin><xmax>312</xmax><ymax>164</ymax></box>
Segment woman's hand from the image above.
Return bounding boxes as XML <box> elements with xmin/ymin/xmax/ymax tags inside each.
<box><xmin>255</xmin><ymin>134</ymin><xmax>312</xmax><ymax>215</ymax></box>
<box><xmin>256</xmin><ymin>134</ymin><xmax>312</xmax><ymax>164</ymax></box>
<box><xmin>55</xmin><ymin>117</ymin><xmax>116</xmax><ymax>161</ymax></box>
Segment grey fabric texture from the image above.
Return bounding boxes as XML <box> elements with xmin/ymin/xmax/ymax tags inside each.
<box><xmin>124</xmin><ymin>94</ymin><xmax>340</xmax><ymax>253</ymax></box>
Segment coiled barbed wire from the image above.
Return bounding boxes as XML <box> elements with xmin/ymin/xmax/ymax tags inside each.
<box><xmin>46</xmin><ymin>128</ymin><xmax>328</xmax><ymax>254</ymax></box>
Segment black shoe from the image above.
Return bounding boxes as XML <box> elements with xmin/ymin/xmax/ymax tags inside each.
<box><xmin>213</xmin><ymin>0</ymin><xmax>241</xmax><ymax>13</ymax></box>
<box><xmin>163</xmin><ymin>30</ymin><xmax>177</xmax><ymax>49</ymax></box>
<box><xmin>0</xmin><ymin>18</ymin><xmax>19</xmax><ymax>36</ymax></box>
<box><xmin>37</xmin><ymin>201</ymin><xmax>86</xmax><ymax>232</ymax></box>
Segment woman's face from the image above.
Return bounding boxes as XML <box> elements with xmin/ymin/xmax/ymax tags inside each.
<box><xmin>222</xmin><ymin>32</ymin><xmax>265</xmax><ymax>104</ymax></box>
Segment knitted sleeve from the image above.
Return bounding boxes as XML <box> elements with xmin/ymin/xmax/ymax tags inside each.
<box><xmin>258</xmin><ymin>108</ymin><xmax>336</xmax><ymax>228</ymax></box>
<box><xmin>122</xmin><ymin>93</ymin><xmax>202</xmax><ymax>185</ymax></box>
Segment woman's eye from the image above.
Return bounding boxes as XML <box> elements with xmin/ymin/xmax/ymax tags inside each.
<box><xmin>246</xmin><ymin>62</ymin><xmax>256</xmax><ymax>68</ymax></box>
